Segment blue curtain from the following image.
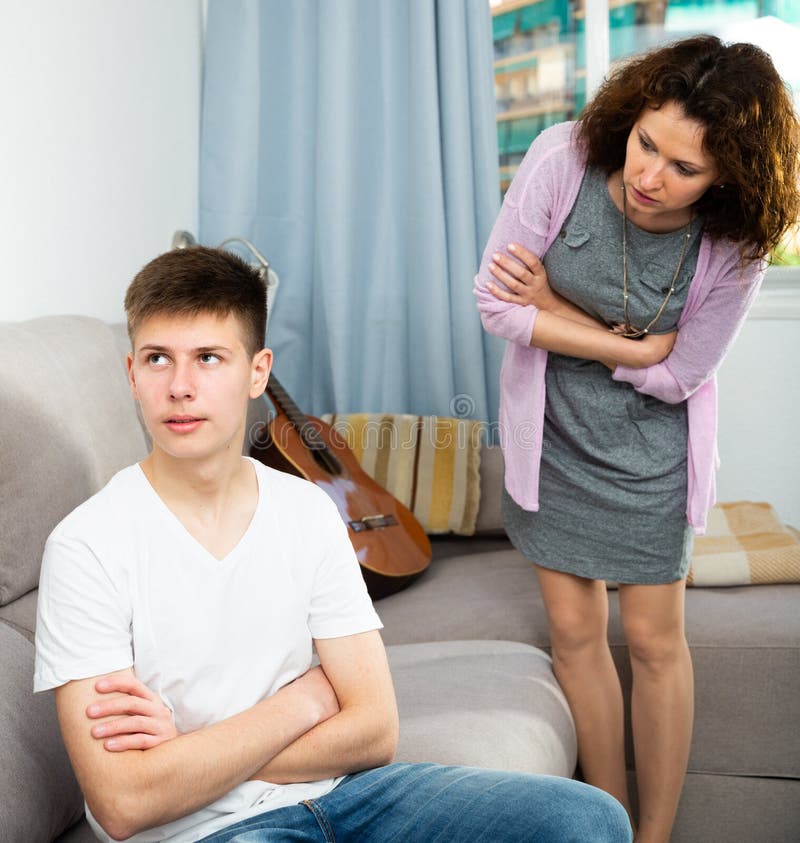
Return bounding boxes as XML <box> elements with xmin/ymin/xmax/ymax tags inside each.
<box><xmin>200</xmin><ymin>0</ymin><xmax>503</xmax><ymax>424</ymax></box>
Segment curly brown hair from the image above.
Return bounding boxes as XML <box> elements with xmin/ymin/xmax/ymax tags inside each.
<box><xmin>577</xmin><ymin>35</ymin><xmax>800</xmax><ymax>260</ymax></box>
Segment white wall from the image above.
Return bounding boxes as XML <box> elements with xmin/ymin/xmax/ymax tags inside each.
<box><xmin>0</xmin><ymin>0</ymin><xmax>203</xmax><ymax>324</ymax></box>
<box><xmin>716</xmin><ymin>286</ymin><xmax>800</xmax><ymax>526</ymax></box>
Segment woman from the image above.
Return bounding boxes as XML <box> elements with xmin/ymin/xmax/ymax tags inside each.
<box><xmin>474</xmin><ymin>35</ymin><xmax>799</xmax><ymax>843</ymax></box>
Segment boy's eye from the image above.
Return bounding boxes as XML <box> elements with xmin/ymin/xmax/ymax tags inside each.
<box><xmin>200</xmin><ymin>353</ymin><xmax>221</xmax><ymax>364</ymax></box>
<box><xmin>148</xmin><ymin>353</ymin><xmax>169</xmax><ymax>366</ymax></box>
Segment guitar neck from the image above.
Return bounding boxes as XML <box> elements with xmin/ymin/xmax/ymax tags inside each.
<box><xmin>266</xmin><ymin>374</ymin><xmax>328</xmax><ymax>454</ymax></box>
<box><xmin>267</xmin><ymin>374</ymin><xmax>307</xmax><ymax>429</ymax></box>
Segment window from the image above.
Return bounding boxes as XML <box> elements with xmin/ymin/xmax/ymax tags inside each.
<box><xmin>492</xmin><ymin>0</ymin><xmax>581</xmax><ymax>192</ymax></box>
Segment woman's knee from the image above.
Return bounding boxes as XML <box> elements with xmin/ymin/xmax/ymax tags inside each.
<box><xmin>546</xmin><ymin>604</ymin><xmax>607</xmax><ymax>663</ymax></box>
<box><xmin>536</xmin><ymin>570</ymin><xmax>608</xmax><ymax>645</ymax></box>
<box><xmin>619</xmin><ymin>581</ymin><xmax>688</xmax><ymax>669</ymax></box>
<box><xmin>624</xmin><ymin>618</ymin><xmax>688</xmax><ymax>669</ymax></box>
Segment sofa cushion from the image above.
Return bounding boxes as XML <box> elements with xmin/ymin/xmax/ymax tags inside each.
<box><xmin>612</xmin><ymin>584</ymin><xmax>800</xmax><ymax>779</ymax></box>
<box><xmin>0</xmin><ymin>620</ymin><xmax>84</xmax><ymax>841</ymax></box>
<box><xmin>54</xmin><ymin>820</ymin><xmax>95</xmax><ymax>842</ymax></box>
<box><xmin>0</xmin><ymin>588</ymin><xmax>38</xmax><ymax>639</ymax></box>
<box><xmin>473</xmin><ymin>444</ymin><xmax>505</xmax><ymax>534</ymax></box>
<box><xmin>387</xmin><ymin>640</ymin><xmax>576</xmax><ymax>777</ymax></box>
<box><xmin>378</xmin><ymin>546</ymin><xmax>800</xmax><ymax>779</ymax></box>
<box><xmin>0</xmin><ymin>316</ymin><xmax>148</xmax><ymax>606</ymax></box>
<box><xmin>628</xmin><ymin>770</ymin><xmax>800</xmax><ymax>843</ymax></box>
<box><xmin>378</xmin><ymin>547</ymin><xmax>551</xmax><ymax>648</ymax></box>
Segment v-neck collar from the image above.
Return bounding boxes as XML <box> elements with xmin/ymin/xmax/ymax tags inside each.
<box><xmin>134</xmin><ymin>458</ymin><xmax>262</xmax><ymax>564</ymax></box>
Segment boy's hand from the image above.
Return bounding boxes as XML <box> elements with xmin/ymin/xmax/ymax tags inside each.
<box><xmin>287</xmin><ymin>665</ymin><xmax>340</xmax><ymax>726</ymax></box>
<box><xmin>86</xmin><ymin>674</ymin><xmax>178</xmax><ymax>752</ymax></box>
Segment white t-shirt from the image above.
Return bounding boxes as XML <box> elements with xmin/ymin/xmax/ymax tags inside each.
<box><xmin>35</xmin><ymin>458</ymin><xmax>382</xmax><ymax>842</ymax></box>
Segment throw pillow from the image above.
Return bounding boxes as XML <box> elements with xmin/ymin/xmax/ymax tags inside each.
<box><xmin>320</xmin><ymin>413</ymin><xmax>483</xmax><ymax>535</ymax></box>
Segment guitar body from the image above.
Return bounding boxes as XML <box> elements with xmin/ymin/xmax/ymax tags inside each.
<box><xmin>250</xmin><ymin>390</ymin><xmax>431</xmax><ymax>600</ymax></box>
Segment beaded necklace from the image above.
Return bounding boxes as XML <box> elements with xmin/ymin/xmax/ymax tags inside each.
<box><xmin>619</xmin><ymin>184</ymin><xmax>693</xmax><ymax>339</ymax></box>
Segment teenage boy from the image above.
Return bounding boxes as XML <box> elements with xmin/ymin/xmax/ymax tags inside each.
<box><xmin>34</xmin><ymin>247</ymin><xmax>631</xmax><ymax>842</ymax></box>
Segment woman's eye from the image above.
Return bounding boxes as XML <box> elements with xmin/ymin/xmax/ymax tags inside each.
<box><xmin>676</xmin><ymin>164</ymin><xmax>694</xmax><ymax>177</ymax></box>
<box><xmin>639</xmin><ymin>135</ymin><xmax>654</xmax><ymax>151</ymax></box>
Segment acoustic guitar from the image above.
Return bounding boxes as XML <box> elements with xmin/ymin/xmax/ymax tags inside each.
<box><xmin>250</xmin><ymin>374</ymin><xmax>431</xmax><ymax>599</ymax></box>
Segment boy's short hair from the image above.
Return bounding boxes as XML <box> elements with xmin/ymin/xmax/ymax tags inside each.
<box><xmin>125</xmin><ymin>246</ymin><xmax>268</xmax><ymax>357</ymax></box>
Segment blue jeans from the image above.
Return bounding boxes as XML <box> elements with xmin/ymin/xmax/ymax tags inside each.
<box><xmin>198</xmin><ymin>763</ymin><xmax>632</xmax><ymax>842</ymax></box>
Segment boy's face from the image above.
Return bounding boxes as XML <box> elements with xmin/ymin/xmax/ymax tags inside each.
<box><xmin>127</xmin><ymin>311</ymin><xmax>271</xmax><ymax>466</ymax></box>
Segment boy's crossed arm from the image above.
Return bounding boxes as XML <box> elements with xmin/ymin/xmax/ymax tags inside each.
<box><xmin>249</xmin><ymin>629</ymin><xmax>399</xmax><ymax>785</ymax></box>
<box><xmin>56</xmin><ymin>629</ymin><xmax>397</xmax><ymax>841</ymax></box>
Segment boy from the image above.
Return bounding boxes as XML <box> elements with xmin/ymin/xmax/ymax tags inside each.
<box><xmin>34</xmin><ymin>247</ymin><xmax>631</xmax><ymax>842</ymax></box>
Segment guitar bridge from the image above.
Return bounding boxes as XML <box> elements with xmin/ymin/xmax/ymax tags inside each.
<box><xmin>349</xmin><ymin>514</ymin><xmax>399</xmax><ymax>532</ymax></box>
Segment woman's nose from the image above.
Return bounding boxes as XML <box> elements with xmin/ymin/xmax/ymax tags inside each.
<box><xmin>639</xmin><ymin>161</ymin><xmax>663</xmax><ymax>191</ymax></box>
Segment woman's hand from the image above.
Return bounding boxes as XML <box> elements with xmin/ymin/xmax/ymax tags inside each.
<box><xmin>637</xmin><ymin>330</ymin><xmax>678</xmax><ymax>367</ymax></box>
<box><xmin>87</xmin><ymin>673</ymin><xmax>179</xmax><ymax>752</ymax></box>
<box><xmin>487</xmin><ymin>242</ymin><xmax>557</xmax><ymax>311</ymax></box>
<box><xmin>607</xmin><ymin>325</ymin><xmax>677</xmax><ymax>368</ymax></box>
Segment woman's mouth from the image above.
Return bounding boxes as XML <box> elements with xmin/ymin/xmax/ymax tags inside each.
<box><xmin>630</xmin><ymin>186</ymin><xmax>658</xmax><ymax>206</ymax></box>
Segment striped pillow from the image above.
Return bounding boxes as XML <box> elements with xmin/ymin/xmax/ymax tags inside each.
<box><xmin>320</xmin><ymin>413</ymin><xmax>483</xmax><ymax>535</ymax></box>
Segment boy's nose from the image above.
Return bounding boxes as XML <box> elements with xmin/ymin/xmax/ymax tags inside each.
<box><xmin>169</xmin><ymin>364</ymin><xmax>195</xmax><ymax>400</ymax></box>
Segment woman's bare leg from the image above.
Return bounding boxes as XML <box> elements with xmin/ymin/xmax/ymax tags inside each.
<box><xmin>534</xmin><ymin>565</ymin><xmax>632</xmax><ymax>822</ymax></box>
<box><xmin>619</xmin><ymin>579</ymin><xmax>693</xmax><ymax>843</ymax></box>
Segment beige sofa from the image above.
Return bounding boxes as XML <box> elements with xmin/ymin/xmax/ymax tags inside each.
<box><xmin>1</xmin><ymin>315</ymin><xmax>798</xmax><ymax>842</ymax></box>
<box><xmin>0</xmin><ymin>316</ymin><xmax>574</xmax><ymax>843</ymax></box>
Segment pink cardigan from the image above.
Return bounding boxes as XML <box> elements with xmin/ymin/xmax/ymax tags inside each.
<box><xmin>475</xmin><ymin>122</ymin><xmax>764</xmax><ymax>533</ymax></box>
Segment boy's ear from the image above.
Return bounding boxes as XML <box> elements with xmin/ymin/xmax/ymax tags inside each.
<box><xmin>126</xmin><ymin>352</ymin><xmax>139</xmax><ymax>399</ymax></box>
<box><xmin>250</xmin><ymin>348</ymin><xmax>273</xmax><ymax>399</ymax></box>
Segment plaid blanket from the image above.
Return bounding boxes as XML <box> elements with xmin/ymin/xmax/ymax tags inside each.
<box><xmin>688</xmin><ymin>501</ymin><xmax>800</xmax><ymax>586</ymax></box>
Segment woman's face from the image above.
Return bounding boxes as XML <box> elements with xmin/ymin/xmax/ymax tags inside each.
<box><xmin>622</xmin><ymin>101</ymin><xmax>721</xmax><ymax>230</ymax></box>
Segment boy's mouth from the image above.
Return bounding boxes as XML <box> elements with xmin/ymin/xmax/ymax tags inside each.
<box><xmin>164</xmin><ymin>415</ymin><xmax>206</xmax><ymax>432</ymax></box>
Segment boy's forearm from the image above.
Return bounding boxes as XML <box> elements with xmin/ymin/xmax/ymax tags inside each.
<box><xmin>250</xmin><ymin>700</ymin><xmax>399</xmax><ymax>784</ymax></box>
<box><xmin>253</xmin><ymin>631</ymin><xmax>399</xmax><ymax>785</ymax></box>
<box><xmin>60</xmin><ymin>679</ymin><xmax>327</xmax><ymax>840</ymax></box>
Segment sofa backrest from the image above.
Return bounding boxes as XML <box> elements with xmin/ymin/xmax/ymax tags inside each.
<box><xmin>0</xmin><ymin>313</ymin><xmax>500</xmax><ymax>628</ymax></box>
<box><xmin>0</xmin><ymin>316</ymin><xmax>149</xmax><ymax>613</ymax></box>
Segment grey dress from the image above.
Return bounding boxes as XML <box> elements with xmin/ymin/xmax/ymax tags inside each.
<box><xmin>502</xmin><ymin>166</ymin><xmax>702</xmax><ymax>584</ymax></box>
